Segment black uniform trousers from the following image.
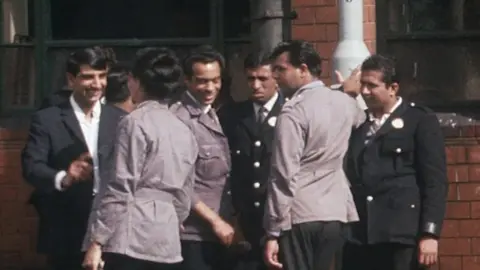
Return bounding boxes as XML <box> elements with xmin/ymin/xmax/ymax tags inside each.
<box><xmin>341</xmin><ymin>242</ymin><xmax>426</xmax><ymax>270</ymax></box>
<box><xmin>104</xmin><ymin>253</ymin><xmax>180</xmax><ymax>270</ymax></box>
<box><xmin>180</xmin><ymin>240</ymin><xmax>233</xmax><ymax>270</ymax></box>
<box><xmin>48</xmin><ymin>252</ymin><xmax>85</xmax><ymax>270</ymax></box>
<box><xmin>279</xmin><ymin>221</ymin><xmax>347</xmax><ymax>270</ymax></box>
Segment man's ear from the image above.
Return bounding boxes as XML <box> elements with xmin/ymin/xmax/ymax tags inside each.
<box><xmin>389</xmin><ymin>82</ymin><xmax>400</xmax><ymax>95</ymax></box>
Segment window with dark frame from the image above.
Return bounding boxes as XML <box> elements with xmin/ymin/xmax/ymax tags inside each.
<box><xmin>0</xmin><ymin>0</ymin><xmax>36</xmax><ymax>110</ymax></box>
<box><xmin>381</xmin><ymin>0</ymin><xmax>480</xmax><ymax>107</ymax></box>
<box><xmin>49</xmin><ymin>0</ymin><xmax>211</xmax><ymax>40</ymax></box>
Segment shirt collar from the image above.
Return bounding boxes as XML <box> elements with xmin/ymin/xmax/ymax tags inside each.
<box><xmin>69</xmin><ymin>94</ymin><xmax>102</xmax><ymax>120</ymax></box>
<box><xmin>368</xmin><ymin>97</ymin><xmax>403</xmax><ymax>122</ymax></box>
<box><xmin>253</xmin><ymin>91</ymin><xmax>279</xmax><ymax>113</ymax></box>
<box><xmin>186</xmin><ymin>90</ymin><xmax>211</xmax><ymax>114</ymax></box>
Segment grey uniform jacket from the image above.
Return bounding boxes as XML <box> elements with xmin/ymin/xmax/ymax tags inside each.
<box><xmin>170</xmin><ymin>92</ymin><xmax>234</xmax><ymax>242</ymax></box>
<box><xmin>83</xmin><ymin>100</ymin><xmax>198</xmax><ymax>263</ymax></box>
<box><xmin>264</xmin><ymin>80</ymin><xmax>366</xmax><ymax>235</ymax></box>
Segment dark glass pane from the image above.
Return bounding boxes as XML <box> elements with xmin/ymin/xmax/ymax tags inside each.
<box><xmin>46</xmin><ymin>45</ymin><xmax>196</xmax><ymax>92</ymax></box>
<box><xmin>1</xmin><ymin>47</ymin><xmax>36</xmax><ymax>108</ymax></box>
<box><xmin>50</xmin><ymin>0</ymin><xmax>211</xmax><ymax>39</ymax></box>
<box><xmin>408</xmin><ymin>0</ymin><xmax>451</xmax><ymax>32</ymax></box>
<box><xmin>224</xmin><ymin>1</ymin><xmax>250</xmax><ymax>38</ymax></box>
<box><xmin>387</xmin><ymin>39</ymin><xmax>480</xmax><ymax>105</ymax></box>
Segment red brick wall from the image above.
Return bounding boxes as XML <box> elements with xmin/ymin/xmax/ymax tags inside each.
<box><xmin>291</xmin><ymin>0</ymin><xmax>376</xmax><ymax>85</ymax></box>
<box><xmin>440</xmin><ymin>129</ymin><xmax>480</xmax><ymax>270</ymax></box>
<box><xmin>0</xmin><ymin>130</ymin><xmax>46</xmax><ymax>269</ymax></box>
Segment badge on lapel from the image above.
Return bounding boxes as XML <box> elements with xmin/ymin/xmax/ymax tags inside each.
<box><xmin>267</xmin><ymin>116</ymin><xmax>277</xmax><ymax>127</ymax></box>
<box><xmin>391</xmin><ymin>118</ymin><xmax>404</xmax><ymax>129</ymax></box>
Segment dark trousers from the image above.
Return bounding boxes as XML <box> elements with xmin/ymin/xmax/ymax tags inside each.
<box><xmin>104</xmin><ymin>253</ymin><xmax>180</xmax><ymax>270</ymax></box>
<box><xmin>180</xmin><ymin>240</ymin><xmax>232</xmax><ymax>270</ymax></box>
<box><xmin>48</xmin><ymin>252</ymin><xmax>84</xmax><ymax>270</ymax></box>
<box><xmin>234</xmin><ymin>244</ymin><xmax>267</xmax><ymax>270</ymax></box>
<box><xmin>341</xmin><ymin>242</ymin><xmax>424</xmax><ymax>270</ymax></box>
<box><xmin>278</xmin><ymin>221</ymin><xmax>346</xmax><ymax>270</ymax></box>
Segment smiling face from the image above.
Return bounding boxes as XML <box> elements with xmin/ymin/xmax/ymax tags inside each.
<box><xmin>68</xmin><ymin>64</ymin><xmax>107</xmax><ymax>106</ymax></box>
<box><xmin>360</xmin><ymin>70</ymin><xmax>399</xmax><ymax>110</ymax></box>
<box><xmin>185</xmin><ymin>61</ymin><xmax>222</xmax><ymax>105</ymax></box>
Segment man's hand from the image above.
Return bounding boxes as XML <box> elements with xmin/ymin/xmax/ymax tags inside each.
<box><xmin>334</xmin><ymin>68</ymin><xmax>361</xmax><ymax>97</ymax></box>
<box><xmin>212</xmin><ymin>218</ymin><xmax>235</xmax><ymax>246</ymax></box>
<box><xmin>264</xmin><ymin>239</ymin><xmax>282</xmax><ymax>269</ymax></box>
<box><xmin>82</xmin><ymin>242</ymin><xmax>104</xmax><ymax>270</ymax></box>
<box><xmin>62</xmin><ymin>152</ymin><xmax>93</xmax><ymax>189</ymax></box>
<box><xmin>418</xmin><ymin>237</ymin><xmax>438</xmax><ymax>267</ymax></box>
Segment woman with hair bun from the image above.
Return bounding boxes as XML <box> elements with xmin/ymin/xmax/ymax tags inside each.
<box><xmin>82</xmin><ymin>47</ymin><xmax>199</xmax><ymax>270</ymax></box>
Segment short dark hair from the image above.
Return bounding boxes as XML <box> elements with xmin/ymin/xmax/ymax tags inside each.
<box><xmin>104</xmin><ymin>63</ymin><xmax>130</xmax><ymax>103</ymax></box>
<box><xmin>270</xmin><ymin>40</ymin><xmax>322</xmax><ymax>77</ymax></box>
<box><xmin>183</xmin><ymin>45</ymin><xmax>225</xmax><ymax>78</ymax></box>
<box><xmin>244</xmin><ymin>50</ymin><xmax>272</xmax><ymax>70</ymax></box>
<box><xmin>361</xmin><ymin>54</ymin><xmax>399</xmax><ymax>85</ymax></box>
<box><xmin>131</xmin><ymin>47</ymin><xmax>183</xmax><ymax>100</ymax></box>
<box><xmin>66</xmin><ymin>47</ymin><xmax>108</xmax><ymax>76</ymax></box>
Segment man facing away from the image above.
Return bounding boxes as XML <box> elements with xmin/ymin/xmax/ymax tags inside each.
<box><xmin>262</xmin><ymin>40</ymin><xmax>366</xmax><ymax>270</ymax></box>
<box><xmin>21</xmin><ymin>47</ymin><xmax>126</xmax><ymax>270</ymax></box>
<box><xmin>222</xmin><ymin>50</ymin><xmax>284</xmax><ymax>270</ymax></box>
<box><xmin>341</xmin><ymin>55</ymin><xmax>447</xmax><ymax>270</ymax></box>
<box><xmin>170</xmin><ymin>45</ymin><xmax>236</xmax><ymax>270</ymax></box>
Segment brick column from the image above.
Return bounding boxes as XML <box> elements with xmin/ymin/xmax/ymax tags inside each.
<box><xmin>291</xmin><ymin>0</ymin><xmax>376</xmax><ymax>85</ymax></box>
<box><xmin>441</xmin><ymin>127</ymin><xmax>480</xmax><ymax>270</ymax></box>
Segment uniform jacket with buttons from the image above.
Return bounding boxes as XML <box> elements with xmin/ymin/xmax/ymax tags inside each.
<box><xmin>264</xmin><ymin>81</ymin><xmax>366</xmax><ymax>235</ymax></box>
<box><xmin>345</xmin><ymin>101</ymin><xmax>448</xmax><ymax>245</ymax></box>
<box><xmin>220</xmin><ymin>93</ymin><xmax>284</xmax><ymax>242</ymax></box>
<box><xmin>170</xmin><ymin>92</ymin><xmax>234</xmax><ymax>242</ymax></box>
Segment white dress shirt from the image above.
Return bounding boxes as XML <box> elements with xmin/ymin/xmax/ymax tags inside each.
<box><xmin>54</xmin><ymin>95</ymin><xmax>102</xmax><ymax>194</ymax></box>
<box><xmin>253</xmin><ymin>91</ymin><xmax>279</xmax><ymax>119</ymax></box>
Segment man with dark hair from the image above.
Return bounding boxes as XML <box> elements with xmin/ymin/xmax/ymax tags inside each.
<box><xmin>21</xmin><ymin>46</ymin><xmax>126</xmax><ymax>270</ymax></box>
<box><xmin>340</xmin><ymin>54</ymin><xmax>447</xmax><ymax>270</ymax></box>
<box><xmin>104</xmin><ymin>63</ymin><xmax>134</xmax><ymax>113</ymax></box>
<box><xmin>263</xmin><ymin>40</ymin><xmax>366</xmax><ymax>270</ymax></box>
<box><xmin>38</xmin><ymin>46</ymin><xmax>117</xmax><ymax>110</ymax></box>
<box><xmin>221</xmin><ymin>50</ymin><xmax>284</xmax><ymax>270</ymax></box>
<box><xmin>170</xmin><ymin>45</ymin><xmax>235</xmax><ymax>270</ymax></box>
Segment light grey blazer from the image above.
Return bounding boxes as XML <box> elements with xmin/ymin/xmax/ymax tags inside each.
<box><xmin>264</xmin><ymin>81</ymin><xmax>366</xmax><ymax>235</ymax></box>
<box><xmin>83</xmin><ymin>100</ymin><xmax>198</xmax><ymax>263</ymax></box>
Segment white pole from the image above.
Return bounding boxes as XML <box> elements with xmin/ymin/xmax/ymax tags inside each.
<box><xmin>332</xmin><ymin>0</ymin><xmax>370</xmax><ymax>110</ymax></box>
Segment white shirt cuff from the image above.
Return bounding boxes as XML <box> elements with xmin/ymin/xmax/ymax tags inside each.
<box><xmin>54</xmin><ymin>171</ymin><xmax>67</xmax><ymax>191</ymax></box>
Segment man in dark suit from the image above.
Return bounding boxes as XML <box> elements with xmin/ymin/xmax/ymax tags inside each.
<box><xmin>341</xmin><ymin>55</ymin><xmax>447</xmax><ymax>270</ymax></box>
<box><xmin>21</xmin><ymin>47</ymin><xmax>126</xmax><ymax>270</ymax></box>
<box><xmin>221</xmin><ymin>50</ymin><xmax>284</xmax><ymax>270</ymax></box>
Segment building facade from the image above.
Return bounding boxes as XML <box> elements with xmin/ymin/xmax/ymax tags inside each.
<box><xmin>0</xmin><ymin>0</ymin><xmax>479</xmax><ymax>269</ymax></box>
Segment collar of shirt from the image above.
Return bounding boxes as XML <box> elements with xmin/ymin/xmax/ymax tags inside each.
<box><xmin>368</xmin><ymin>97</ymin><xmax>403</xmax><ymax>125</ymax></box>
<box><xmin>186</xmin><ymin>90</ymin><xmax>211</xmax><ymax>114</ymax></box>
<box><xmin>253</xmin><ymin>91</ymin><xmax>279</xmax><ymax>116</ymax></box>
<box><xmin>69</xmin><ymin>94</ymin><xmax>102</xmax><ymax>123</ymax></box>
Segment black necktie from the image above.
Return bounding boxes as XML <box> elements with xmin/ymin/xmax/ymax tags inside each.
<box><xmin>257</xmin><ymin>106</ymin><xmax>267</xmax><ymax>124</ymax></box>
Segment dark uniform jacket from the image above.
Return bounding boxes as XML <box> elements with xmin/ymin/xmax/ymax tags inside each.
<box><xmin>345</xmin><ymin>101</ymin><xmax>448</xmax><ymax>246</ymax></box>
<box><xmin>220</xmin><ymin>93</ymin><xmax>284</xmax><ymax>245</ymax></box>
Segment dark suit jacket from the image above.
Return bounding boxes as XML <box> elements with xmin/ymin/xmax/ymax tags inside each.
<box><xmin>345</xmin><ymin>101</ymin><xmax>448</xmax><ymax>246</ymax></box>
<box><xmin>21</xmin><ymin>100</ymin><xmax>126</xmax><ymax>255</ymax></box>
<box><xmin>220</xmin><ymin>94</ymin><xmax>284</xmax><ymax>244</ymax></box>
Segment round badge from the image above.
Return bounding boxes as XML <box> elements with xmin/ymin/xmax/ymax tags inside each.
<box><xmin>267</xmin><ymin>117</ymin><xmax>277</xmax><ymax>127</ymax></box>
<box><xmin>391</xmin><ymin>118</ymin><xmax>404</xmax><ymax>129</ymax></box>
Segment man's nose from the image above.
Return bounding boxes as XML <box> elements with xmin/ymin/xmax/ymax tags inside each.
<box><xmin>252</xmin><ymin>80</ymin><xmax>262</xmax><ymax>90</ymax></box>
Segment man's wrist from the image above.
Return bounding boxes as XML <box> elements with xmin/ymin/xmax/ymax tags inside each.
<box><xmin>60</xmin><ymin>174</ymin><xmax>74</xmax><ymax>189</ymax></box>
